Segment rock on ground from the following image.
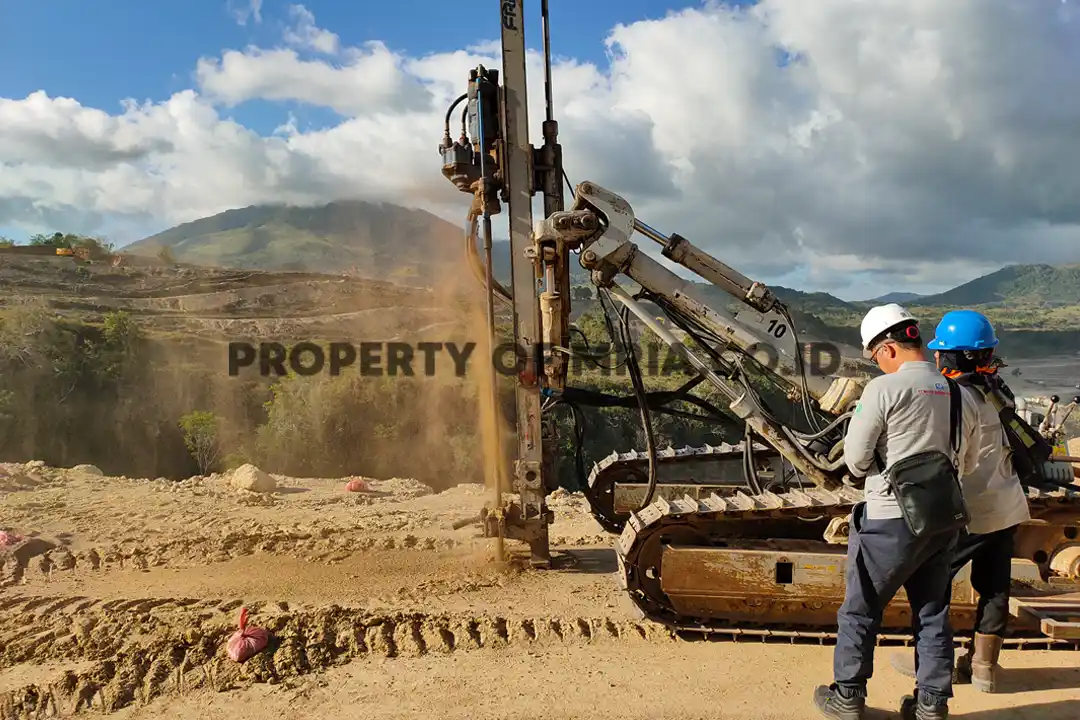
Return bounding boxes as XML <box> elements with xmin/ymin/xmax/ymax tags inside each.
<box><xmin>229</xmin><ymin>464</ymin><xmax>277</xmax><ymax>493</ymax></box>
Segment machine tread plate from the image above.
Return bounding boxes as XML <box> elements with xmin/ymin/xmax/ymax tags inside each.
<box><xmin>612</xmin><ymin>474</ymin><xmax>1080</xmax><ymax>644</ymax></box>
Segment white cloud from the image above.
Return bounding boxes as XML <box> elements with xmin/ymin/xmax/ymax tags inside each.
<box><xmin>3</xmin><ymin>0</ymin><xmax>1080</xmax><ymax>297</ymax></box>
<box><xmin>228</xmin><ymin>0</ymin><xmax>262</xmax><ymax>26</ymax></box>
<box><xmin>195</xmin><ymin>42</ymin><xmax>432</xmax><ymax>115</ymax></box>
<box><xmin>283</xmin><ymin>4</ymin><xmax>339</xmax><ymax>55</ymax></box>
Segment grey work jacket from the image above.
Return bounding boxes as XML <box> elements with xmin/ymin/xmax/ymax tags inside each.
<box><xmin>957</xmin><ymin>383</ymin><xmax>1031</xmax><ymax>534</ymax></box>
<box><xmin>843</xmin><ymin>361</ymin><xmax>982</xmax><ymax>521</ymax></box>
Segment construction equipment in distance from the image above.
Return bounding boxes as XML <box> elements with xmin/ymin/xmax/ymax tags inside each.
<box><xmin>437</xmin><ymin>0</ymin><xmax>1080</xmax><ymax>644</ymax></box>
<box><xmin>0</xmin><ymin>245</ymin><xmax>82</xmax><ymax>259</ymax></box>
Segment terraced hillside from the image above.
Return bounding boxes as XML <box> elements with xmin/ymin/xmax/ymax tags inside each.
<box><xmin>0</xmin><ymin>253</ymin><xmax>459</xmax><ymax>342</ymax></box>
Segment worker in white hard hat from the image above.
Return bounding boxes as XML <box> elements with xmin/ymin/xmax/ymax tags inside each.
<box><xmin>814</xmin><ymin>304</ymin><xmax>982</xmax><ymax>720</ymax></box>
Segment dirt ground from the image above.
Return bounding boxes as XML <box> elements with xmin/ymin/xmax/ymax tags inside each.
<box><xmin>2</xmin><ymin>461</ymin><xmax>1079</xmax><ymax>719</ymax></box>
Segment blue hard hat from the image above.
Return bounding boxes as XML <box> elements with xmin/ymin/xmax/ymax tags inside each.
<box><xmin>927</xmin><ymin>309</ymin><xmax>999</xmax><ymax>351</ymax></box>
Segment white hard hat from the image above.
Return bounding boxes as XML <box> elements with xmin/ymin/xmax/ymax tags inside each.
<box><xmin>860</xmin><ymin>303</ymin><xmax>916</xmax><ymax>350</ymax></box>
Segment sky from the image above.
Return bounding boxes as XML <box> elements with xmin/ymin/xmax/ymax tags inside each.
<box><xmin>2</xmin><ymin>0</ymin><xmax>1080</xmax><ymax>301</ymax></box>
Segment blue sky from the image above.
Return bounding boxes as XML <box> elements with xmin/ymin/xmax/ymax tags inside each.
<box><xmin>2</xmin><ymin>1</ymin><xmax>1076</xmax><ymax>300</ymax></box>
<box><xmin>0</xmin><ymin>0</ymin><xmax>715</xmax><ymax>136</ymax></box>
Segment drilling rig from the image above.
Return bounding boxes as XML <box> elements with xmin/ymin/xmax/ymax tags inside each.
<box><xmin>438</xmin><ymin>1</ymin><xmax>1080</xmax><ymax>643</ymax></box>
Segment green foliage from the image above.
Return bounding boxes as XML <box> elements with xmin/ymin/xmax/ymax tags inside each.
<box><xmin>574</xmin><ymin>305</ymin><xmax>613</xmax><ymax>347</ymax></box>
<box><xmin>0</xmin><ymin>305</ymin><xmax>142</xmax><ymax>397</ymax></box>
<box><xmin>252</xmin><ymin>373</ymin><xmax>487</xmax><ymax>485</ymax></box>
<box><xmin>571</xmin><ymin>285</ymin><xmax>593</xmax><ymax>301</ymax></box>
<box><xmin>0</xmin><ymin>302</ymin><xmax>163</xmax><ymax>473</ymax></box>
<box><xmin>28</xmin><ymin>232</ymin><xmax>65</xmax><ymax>247</ymax></box>
<box><xmin>26</xmin><ymin>232</ymin><xmax>114</xmax><ymax>256</ymax></box>
<box><xmin>178</xmin><ymin>410</ymin><xmax>222</xmax><ymax>474</ymax></box>
<box><xmin>89</xmin><ymin>311</ymin><xmax>141</xmax><ymax>381</ymax></box>
<box><xmin>0</xmin><ymin>237</ymin><xmax>13</xmax><ymax>248</ymax></box>
<box><xmin>0</xmin><ymin>388</ymin><xmax>13</xmax><ymax>421</ymax></box>
<box><xmin>222</xmin><ymin>452</ymin><xmax>252</xmax><ymax>471</ymax></box>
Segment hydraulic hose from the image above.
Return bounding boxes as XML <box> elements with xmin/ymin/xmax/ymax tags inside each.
<box><xmin>444</xmin><ymin>93</ymin><xmax>467</xmax><ymax>136</ymax></box>
<box><xmin>465</xmin><ymin>215</ymin><xmax>512</xmax><ymax>307</ymax></box>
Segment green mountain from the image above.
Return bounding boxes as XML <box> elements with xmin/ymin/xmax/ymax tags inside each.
<box><xmin>872</xmin><ymin>291</ymin><xmax>924</xmax><ymax>304</ymax></box>
<box><xmin>772</xmin><ymin>287</ymin><xmax>855</xmax><ymax>310</ymax></box>
<box><xmin>911</xmin><ymin>264</ymin><xmax>1080</xmax><ymax>306</ymax></box>
<box><xmin>125</xmin><ymin>200</ymin><xmax>464</xmax><ymax>285</ymax></box>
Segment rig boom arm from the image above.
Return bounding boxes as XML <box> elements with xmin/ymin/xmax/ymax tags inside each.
<box><xmin>434</xmin><ymin>2</ymin><xmax>1080</xmax><ymax>645</ymax></box>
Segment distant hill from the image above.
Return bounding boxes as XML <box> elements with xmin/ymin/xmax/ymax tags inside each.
<box><xmin>126</xmin><ymin>200</ymin><xmax>464</xmax><ymax>286</ymax></box>
<box><xmin>871</xmin><ymin>291</ymin><xmax>924</xmax><ymax>304</ymax></box>
<box><xmin>911</xmin><ymin>264</ymin><xmax>1080</xmax><ymax>306</ymax></box>
<box><xmin>126</xmin><ymin>200</ymin><xmax>593</xmax><ymax>289</ymax></box>
<box><xmin>125</xmin><ymin>203</ymin><xmax>1080</xmax><ymax>356</ymax></box>
<box><xmin>772</xmin><ymin>286</ymin><xmax>858</xmax><ymax>315</ymax></box>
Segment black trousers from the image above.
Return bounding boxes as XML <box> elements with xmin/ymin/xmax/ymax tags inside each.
<box><xmin>834</xmin><ymin>502</ymin><xmax>958</xmax><ymax>704</ymax></box>
<box><xmin>950</xmin><ymin>525</ymin><xmax>1016</xmax><ymax>637</ymax></box>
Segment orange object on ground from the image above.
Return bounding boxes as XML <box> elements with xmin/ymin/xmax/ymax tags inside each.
<box><xmin>345</xmin><ymin>478</ymin><xmax>368</xmax><ymax>492</ymax></box>
<box><xmin>225</xmin><ymin>607</ymin><xmax>269</xmax><ymax>662</ymax></box>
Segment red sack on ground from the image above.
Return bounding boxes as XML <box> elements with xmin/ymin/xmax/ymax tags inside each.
<box><xmin>226</xmin><ymin>607</ymin><xmax>269</xmax><ymax>662</ymax></box>
<box><xmin>345</xmin><ymin>478</ymin><xmax>368</xmax><ymax>492</ymax></box>
<box><xmin>0</xmin><ymin>531</ymin><xmax>23</xmax><ymax>547</ymax></box>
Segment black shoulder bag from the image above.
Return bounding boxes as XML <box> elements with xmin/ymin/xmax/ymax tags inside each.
<box><xmin>883</xmin><ymin>377</ymin><xmax>971</xmax><ymax>538</ymax></box>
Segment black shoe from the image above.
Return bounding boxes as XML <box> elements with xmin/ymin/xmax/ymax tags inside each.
<box><xmin>900</xmin><ymin>695</ymin><xmax>948</xmax><ymax>720</ymax></box>
<box><xmin>813</xmin><ymin>684</ymin><xmax>865</xmax><ymax>719</ymax></box>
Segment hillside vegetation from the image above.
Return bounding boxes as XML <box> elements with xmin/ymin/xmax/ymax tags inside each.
<box><xmin>3</xmin><ymin>202</ymin><xmax>1077</xmax><ymax>481</ymax></box>
<box><xmin>811</xmin><ymin>264</ymin><xmax>1080</xmax><ymax>345</ymax></box>
<box><xmin>0</xmin><ymin>261</ymin><xmax>734</xmax><ymax>487</ymax></box>
<box><xmin>11</xmin><ymin>201</ymin><xmax>1080</xmax><ymax>357</ymax></box>
<box><xmin>115</xmin><ymin>202</ymin><xmax>1080</xmax><ymax>355</ymax></box>
<box><xmin>912</xmin><ymin>264</ymin><xmax>1080</xmax><ymax>307</ymax></box>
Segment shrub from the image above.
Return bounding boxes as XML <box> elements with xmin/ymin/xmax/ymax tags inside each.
<box><xmin>178</xmin><ymin>410</ymin><xmax>222</xmax><ymax>474</ymax></box>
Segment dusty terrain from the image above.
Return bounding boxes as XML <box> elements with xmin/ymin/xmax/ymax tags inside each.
<box><xmin>2</xmin><ymin>462</ymin><xmax>1079</xmax><ymax>720</ymax></box>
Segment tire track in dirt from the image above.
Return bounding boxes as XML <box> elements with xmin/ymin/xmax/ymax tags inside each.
<box><xmin>0</xmin><ymin>595</ymin><xmax>674</xmax><ymax>719</ymax></box>
<box><xmin>0</xmin><ymin>532</ymin><xmax>467</xmax><ymax>589</ymax></box>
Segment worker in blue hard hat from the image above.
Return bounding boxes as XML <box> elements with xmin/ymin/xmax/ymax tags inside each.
<box><xmin>889</xmin><ymin>309</ymin><xmax>1029</xmax><ymax>694</ymax></box>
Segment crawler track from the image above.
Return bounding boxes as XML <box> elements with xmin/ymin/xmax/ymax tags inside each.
<box><xmin>585</xmin><ymin>443</ymin><xmax>764</xmax><ymax>533</ymax></box>
<box><xmin>615</xmin><ymin>477</ymin><xmax>1080</xmax><ymax>643</ymax></box>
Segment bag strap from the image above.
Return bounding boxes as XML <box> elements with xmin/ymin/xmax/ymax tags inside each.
<box><xmin>946</xmin><ymin>376</ymin><xmax>961</xmax><ymax>462</ymax></box>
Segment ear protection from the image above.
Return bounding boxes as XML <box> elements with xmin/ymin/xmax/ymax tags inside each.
<box><xmin>886</xmin><ymin>322</ymin><xmax>920</xmax><ymax>343</ymax></box>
